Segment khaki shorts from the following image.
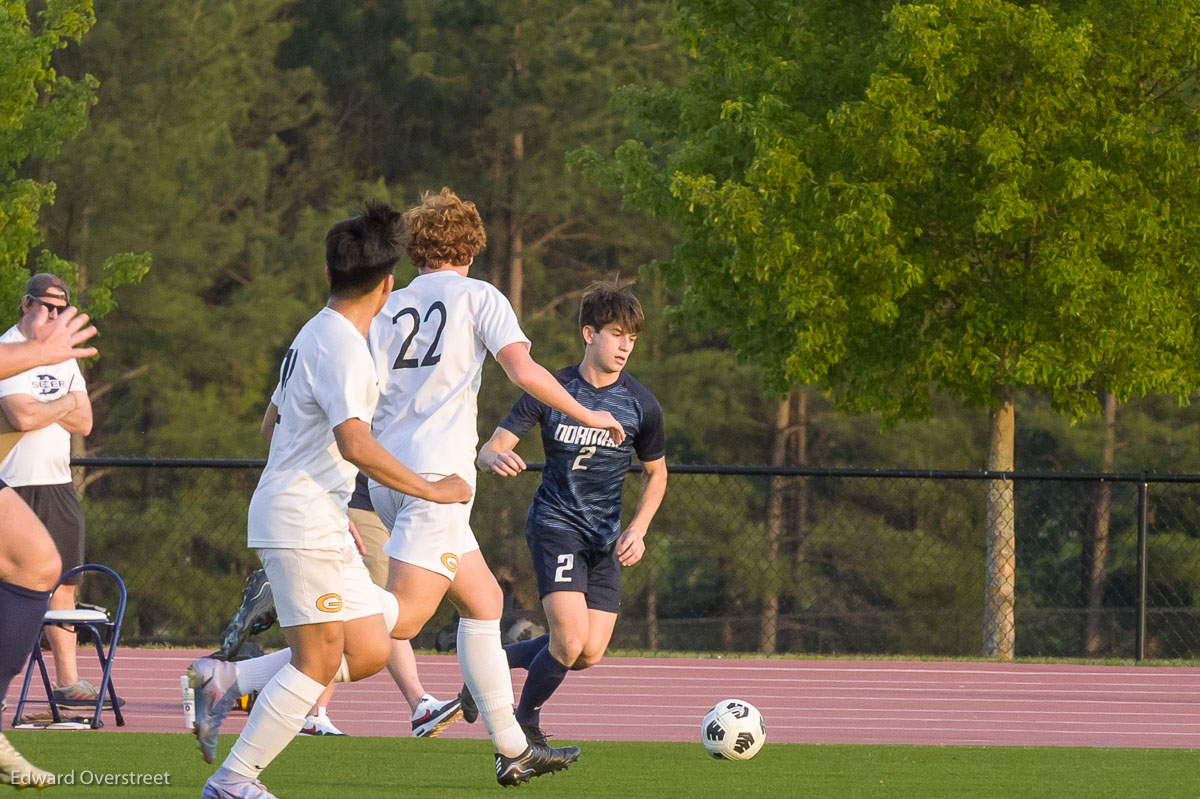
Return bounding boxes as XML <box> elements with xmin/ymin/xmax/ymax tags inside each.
<box><xmin>348</xmin><ymin>507</ymin><xmax>390</xmax><ymax>588</ymax></box>
<box><xmin>369</xmin><ymin>477</ymin><xmax>478</xmax><ymax>580</ymax></box>
<box><xmin>256</xmin><ymin>541</ymin><xmax>381</xmax><ymax>627</ymax></box>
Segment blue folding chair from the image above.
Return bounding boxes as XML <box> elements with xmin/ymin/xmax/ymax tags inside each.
<box><xmin>13</xmin><ymin>564</ymin><xmax>127</xmax><ymax>729</ymax></box>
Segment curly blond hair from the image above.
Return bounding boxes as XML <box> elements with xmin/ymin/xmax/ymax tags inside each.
<box><xmin>402</xmin><ymin>188</ymin><xmax>487</xmax><ymax>269</ymax></box>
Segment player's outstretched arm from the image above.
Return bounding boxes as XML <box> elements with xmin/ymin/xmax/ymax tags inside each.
<box><xmin>494</xmin><ymin>342</ymin><xmax>626</xmax><ymax>446</ymax></box>
<box><xmin>0</xmin><ymin>305</ymin><xmax>97</xmax><ymax>380</ymax></box>
<box><xmin>615</xmin><ymin>457</ymin><xmax>668</xmax><ymax>567</ymax></box>
<box><xmin>476</xmin><ymin>427</ymin><xmax>526</xmax><ymax>476</ymax></box>
<box><xmin>333</xmin><ymin>418</ymin><xmax>472</xmax><ymax>504</ymax></box>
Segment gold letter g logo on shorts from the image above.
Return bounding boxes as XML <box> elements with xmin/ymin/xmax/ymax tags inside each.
<box><xmin>315</xmin><ymin>593</ymin><xmax>343</xmax><ymax>613</ymax></box>
<box><xmin>440</xmin><ymin>553</ymin><xmax>459</xmax><ymax>573</ymax></box>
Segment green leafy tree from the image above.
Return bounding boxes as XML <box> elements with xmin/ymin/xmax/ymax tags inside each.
<box><xmin>0</xmin><ymin>0</ymin><xmax>146</xmax><ymax>323</ymax></box>
<box><xmin>605</xmin><ymin>0</ymin><xmax>1200</xmax><ymax>658</ymax></box>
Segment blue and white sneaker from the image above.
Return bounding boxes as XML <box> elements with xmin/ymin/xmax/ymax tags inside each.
<box><xmin>411</xmin><ymin>694</ymin><xmax>463</xmax><ymax>738</ymax></box>
<box><xmin>191</xmin><ymin>657</ymin><xmax>240</xmax><ymax>763</ymax></box>
<box><xmin>298</xmin><ymin>709</ymin><xmax>347</xmax><ymax>736</ymax></box>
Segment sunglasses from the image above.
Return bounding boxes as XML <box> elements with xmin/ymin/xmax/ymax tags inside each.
<box><xmin>25</xmin><ymin>295</ymin><xmax>68</xmax><ymax>314</ymax></box>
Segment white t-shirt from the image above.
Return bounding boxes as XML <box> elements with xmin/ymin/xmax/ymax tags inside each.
<box><xmin>368</xmin><ymin>270</ymin><xmax>529</xmax><ymax>482</ymax></box>
<box><xmin>0</xmin><ymin>325</ymin><xmax>86</xmax><ymax>486</ymax></box>
<box><xmin>247</xmin><ymin>308</ymin><xmax>378</xmax><ymax>550</ymax></box>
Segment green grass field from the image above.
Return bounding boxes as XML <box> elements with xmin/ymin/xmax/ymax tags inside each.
<box><xmin>7</xmin><ymin>732</ymin><xmax>1200</xmax><ymax>798</ymax></box>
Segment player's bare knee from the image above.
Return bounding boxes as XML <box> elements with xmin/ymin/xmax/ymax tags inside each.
<box><xmin>7</xmin><ymin>535</ymin><xmax>61</xmax><ymax>591</ymax></box>
<box><xmin>346</xmin><ymin>641</ymin><xmax>389</xmax><ymax>680</ymax></box>
<box><xmin>455</xmin><ymin>588</ymin><xmax>503</xmax><ymax>620</ymax></box>
<box><xmin>292</xmin><ymin>651</ymin><xmax>342</xmax><ymax>685</ymax></box>
<box><xmin>550</xmin><ymin>636</ymin><xmax>585</xmax><ymax>666</ymax></box>
<box><xmin>572</xmin><ymin>650</ymin><xmax>604</xmax><ymax>670</ymax></box>
<box><xmin>26</xmin><ymin>551</ymin><xmax>62</xmax><ymax>592</ymax></box>
<box><xmin>391</xmin><ymin>615</ymin><xmax>425</xmax><ymax>641</ymax></box>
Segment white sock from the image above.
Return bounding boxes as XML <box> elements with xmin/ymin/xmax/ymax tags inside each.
<box><xmin>234</xmin><ymin>648</ymin><xmax>293</xmax><ymax>694</ymax></box>
<box><xmin>457</xmin><ymin>617</ymin><xmax>526</xmax><ymax>757</ymax></box>
<box><xmin>374</xmin><ymin>585</ymin><xmax>400</xmax><ymax>633</ymax></box>
<box><xmin>223</xmin><ymin>664</ymin><xmax>326</xmax><ymax>780</ymax></box>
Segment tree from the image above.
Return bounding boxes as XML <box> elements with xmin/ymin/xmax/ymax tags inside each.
<box><xmin>0</xmin><ymin>0</ymin><xmax>146</xmax><ymax>321</ymax></box>
<box><xmin>280</xmin><ymin>1</ymin><xmax>683</xmax><ymax>322</ymax></box>
<box><xmin>41</xmin><ymin>0</ymin><xmax>344</xmax><ymax>457</ymax></box>
<box><xmin>605</xmin><ymin>0</ymin><xmax>1200</xmax><ymax>658</ymax></box>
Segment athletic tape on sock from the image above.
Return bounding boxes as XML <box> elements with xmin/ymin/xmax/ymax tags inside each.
<box><xmin>457</xmin><ymin>617</ymin><xmax>519</xmax><ymax>743</ymax></box>
<box><xmin>224</xmin><ymin>664</ymin><xmax>325</xmax><ymax>779</ymax></box>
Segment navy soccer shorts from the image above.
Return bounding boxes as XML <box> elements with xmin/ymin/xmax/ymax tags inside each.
<box><xmin>526</xmin><ymin>520</ymin><xmax>621</xmax><ymax>613</ymax></box>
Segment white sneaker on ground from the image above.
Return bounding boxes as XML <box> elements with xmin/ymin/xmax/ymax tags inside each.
<box><xmin>0</xmin><ymin>732</ymin><xmax>55</xmax><ymax>789</ymax></box>
<box><xmin>190</xmin><ymin>657</ymin><xmax>241</xmax><ymax>763</ymax></box>
<box><xmin>298</xmin><ymin>709</ymin><xmax>346</xmax><ymax>736</ymax></box>
<box><xmin>410</xmin><ymin>694</ymin><xmax>463</xmax><ymax>738</ymax></box>
<box><xmin>201</xmin><ymin>775</ymin><xmax>279</xmax><ymax>798</ymax></box>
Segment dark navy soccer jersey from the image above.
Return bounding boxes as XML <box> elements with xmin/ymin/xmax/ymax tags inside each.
<box><xmin>499</xmin><ymin>365</ymin><xmax>665</xmax><ymax>548</ymax></box>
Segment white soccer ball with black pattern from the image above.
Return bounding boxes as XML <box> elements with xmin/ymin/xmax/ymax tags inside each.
<box><xmin>701</xmin><ymin>699</ymin><xmax>765</xmax><ymax>760</ymax></box>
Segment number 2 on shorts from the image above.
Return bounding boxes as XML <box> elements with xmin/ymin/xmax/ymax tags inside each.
<box><xmin>554</xmin><ymin>553</ymin><xmax>575</xmax><ymax>583</ymax></box>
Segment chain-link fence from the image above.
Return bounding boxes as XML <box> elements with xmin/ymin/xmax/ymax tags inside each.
<box><xmin>69</xmin><ymin>459</ymin><xmax>1200</xmax><ymax>660</ymax></box>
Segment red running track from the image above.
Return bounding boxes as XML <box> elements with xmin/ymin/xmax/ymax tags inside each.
<box><xmin>7</xmin><ymin>649</ymin><xmax>1200</xmax><ymax>749</ymax></box>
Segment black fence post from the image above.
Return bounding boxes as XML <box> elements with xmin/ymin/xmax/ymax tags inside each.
<box><xmin>1136</xmin><ymin>478</ymin><xmax>1148</xmax><ymax>661</ymax></box>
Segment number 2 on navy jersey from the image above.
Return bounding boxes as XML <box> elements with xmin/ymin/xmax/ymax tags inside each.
<box><xmin>572</xmin><ymin>445</ymin><xmax>596</xmax><ymax>471</ymax></box>
<box><xmin>392</xmin><ymin>302</ymin><xmax>447</xmax><ymax>369</ymax></box>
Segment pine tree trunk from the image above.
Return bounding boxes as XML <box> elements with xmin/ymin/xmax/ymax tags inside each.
<box><xmin>790</xmin><ymin>389</ymin><xmax>809</xmax><ymax>646</ymax></box>
<box><xmin>508</xmin><ymin>131</ymin><xmax>524</xmax><ymax>321</ymax></box>
<box><xmin>760</xmin><ymin>395</ymin><xmax>791</xmax><ymax>653</ymax></box>
<box><xmin>718</xmin><ymin>552</ymin><xmax>734</xmax><ymax>650</ymax></box>
<box><xmin>983</xmin><ymin>391</ymin><xmax>1016</xmax><ymax>659</ymax></box>
<box><xmin>1084</xmin><ymin>392</ymin><xmax>1116</xmax><ymax>656</ymax></box>
<box><xmin>646</xmin><ymin>558</ymin><xmax>659</xmax><ymax>651</ymax></box>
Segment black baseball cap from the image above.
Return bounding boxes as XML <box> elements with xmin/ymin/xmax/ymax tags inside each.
<box><xmin>24</xmin><ymin>273</ymin><xmax>69</xmax><ymax>303</ymax></box>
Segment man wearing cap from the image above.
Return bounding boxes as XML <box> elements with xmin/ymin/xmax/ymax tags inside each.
<box><xmin>0</xmin><ymin>274</ymin><xmax>97</xmax><ymax>706</ymax></box>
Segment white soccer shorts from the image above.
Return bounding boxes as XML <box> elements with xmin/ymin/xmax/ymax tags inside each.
<box><xmin>368</xmin><ymin>475</ymin><xmax>479</xmax><ymax>580</ymax></box>
<box><xmin>256</xmin><ymin>540</ymin><xmax>382</xmax><ymax>627</ymax></box>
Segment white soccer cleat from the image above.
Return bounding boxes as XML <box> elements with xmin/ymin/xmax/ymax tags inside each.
<box><xmin>201</xmin><ymin>776</ymin><xmax>279</xmax><ymax>798</ymax></box>
<box><xmin>191</xmin><ymin>657</ymin><xmax>241</xmax><ymax>763</ymax></box>
<box><xmin>0</xmin><ymin>732</ymin><xmax>55</xmax><ymax>789</ymax></box>
<box><xmin>298</xmin><ymin>709</ymin><xmax>346</xmax><ymax>736</ymax></box>
<box><xmin>410</xmin><ymin>694</ymin><xmax>463</xmax><ymax>738</ymax></box>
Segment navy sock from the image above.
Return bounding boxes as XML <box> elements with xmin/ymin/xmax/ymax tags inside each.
<box><xmin>0</xmin><ymin>581</ymin><xmax>52</xmax><ymax>696</ymax></box>
<box><xmin>504</xmin><ymin>634</ymin><xmax>550</xmax><ymax>670</ymax></box>
<box><xmin>515</xmin><ymin>645</ymin><xmax>570</xmax><ymax>727</ymax></box>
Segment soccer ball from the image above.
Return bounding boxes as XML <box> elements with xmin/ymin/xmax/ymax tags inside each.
<box><xmin>701</xmin><ymin>699</ymin><xmax>766</xmax><ymax>760</ymax></box>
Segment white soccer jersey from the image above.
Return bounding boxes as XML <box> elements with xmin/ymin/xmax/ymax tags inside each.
<box><xmin>368</xmin><ymin>270</ymin><xmax>529</xmax><ymax>481</ymax></box>
<box><xmin>247</xmin><ymin>307</ymin><xmax>379</xmax><ymax>550</ymax></box>
<box><xmin>0</xmin><ymin>325</ymin><xmax>86</xmax><ymax>486</ymax></box>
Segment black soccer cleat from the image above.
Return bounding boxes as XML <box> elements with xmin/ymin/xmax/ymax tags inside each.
<box><xmin>519</xmin><ymin>722</ymin><xmax>553</xmax><ymax>747</ymax></box>
<box><xmin>216</xmin><ymin>569</ymin><xmax>277</xmax><ymax>660</ymax></box>
<box><xmin>495</xmin><ymin>742</ymin><xmax>580</xmax><ymax>787</ymax></box>
<box><xmin>458</xmin><ymin>683</ymin><xmax>478</xmax><ymax>724</ymax></box>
